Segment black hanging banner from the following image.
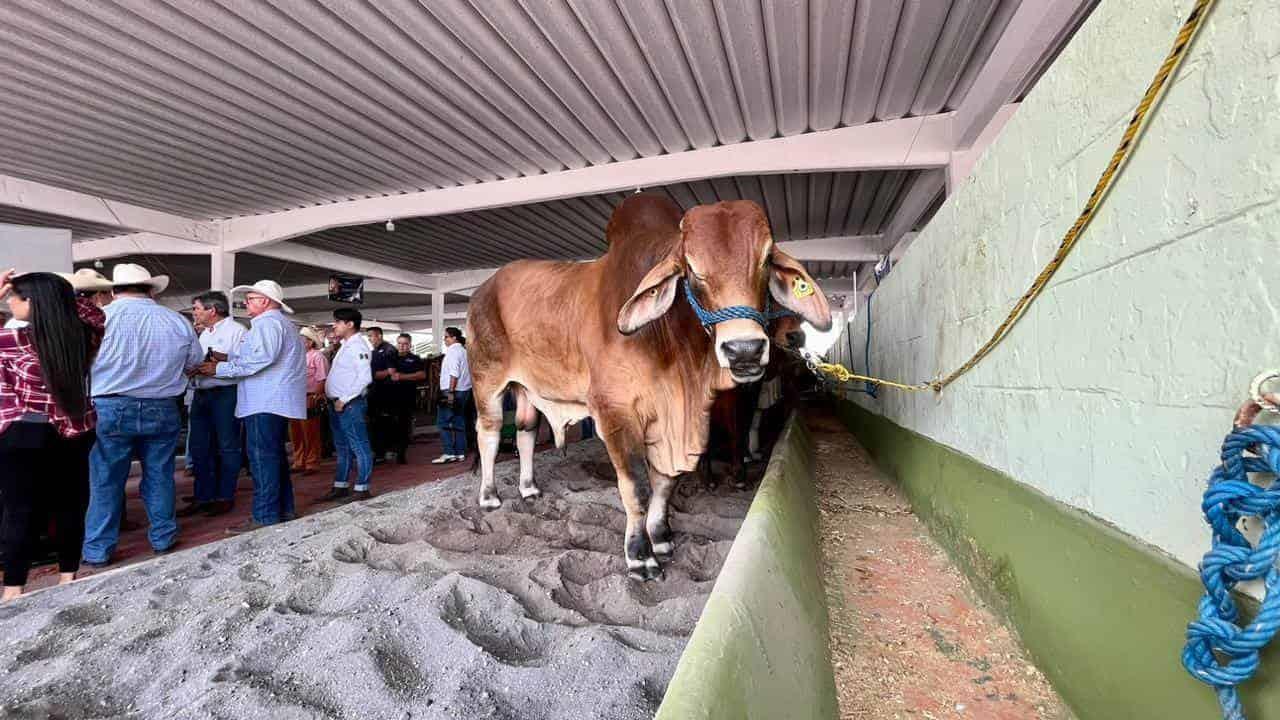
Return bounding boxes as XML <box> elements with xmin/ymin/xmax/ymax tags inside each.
<box><xmin>328</xmin><ymin>274</ymin><xmax>364</xmax><ymax>304</ymax></box>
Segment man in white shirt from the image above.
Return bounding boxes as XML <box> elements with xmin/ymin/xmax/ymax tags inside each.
<box><xmin>320</xmin><ymin>308</ymin><xmax>375</xmax><ymax>502</ymax></box>
<box><xmin>433</xmin><ymin>326</ymin><xmax>473</xmax><ymax>464</ymax></box>
<box><xmin>179</xmin><ymin>291</ymin><xmax>246</xmax><ymax>518</ymax></box>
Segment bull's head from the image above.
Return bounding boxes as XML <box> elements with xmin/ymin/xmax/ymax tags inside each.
<box><xmin>617</xmin><ymin>200</ymin><xmax>830</xmax><ymax>384</ymax></box>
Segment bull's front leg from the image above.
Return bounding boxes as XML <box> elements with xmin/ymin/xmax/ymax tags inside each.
<box><xmin>601</xmin><ymin>440</ymin><xmax>660</xmax><ymax>581</ymax></box>
<box><xmin>646</xmin><ymin>467</ymin><xmax>678</xmax><ymax>558</ymax></box>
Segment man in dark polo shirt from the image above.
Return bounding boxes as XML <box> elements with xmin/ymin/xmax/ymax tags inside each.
<box><xmin>366</xmin><ymin>326</ymin><xmax>398</xmax><ymax>464</ymax></box>
<box><xmin>386</xmin><ymin>333</ymin><xmax>426</xmax><ymax>464</ymax></box>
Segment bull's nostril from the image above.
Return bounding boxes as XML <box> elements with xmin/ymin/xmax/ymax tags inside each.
<box><xmin>722</xmin><ymin>338</ymin><xmax>766</xmax><ymax>365</ymax></box>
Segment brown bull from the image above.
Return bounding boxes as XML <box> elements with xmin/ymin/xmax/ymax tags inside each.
<box><xmin>466</xmin><ymin>194</ymin><xmax>830</xmax><ymax>579</ymax></box>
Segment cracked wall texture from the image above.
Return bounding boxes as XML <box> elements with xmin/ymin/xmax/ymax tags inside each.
<box><xmin>835</xmin><ymin>0</ymin><xmax>1279</xmax><ymax>571</ymax></box>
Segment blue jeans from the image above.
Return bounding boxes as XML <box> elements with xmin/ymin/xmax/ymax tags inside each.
<box><xmin>242</xmin><ymin>413</ymin><xmax>294</xmax><ymax>525</ymax></box>
<box><xmin>329</xmin><ymin>396</ymin><xmax>374</xmax><ymax>491</ymax></box>
<box><xmin>83</xmin><ymin>397</ymin><xmax>181</xmax><ymax>560</ymax></box>
<box><xmin>189</xmin><ymin>386</ymin><xmax>242</xmax><ymax>503</ymax></box>
<box><xmin>437</xmin><ymin>390</ymin><xmax>471</xmax><ymax>456</ymax></box>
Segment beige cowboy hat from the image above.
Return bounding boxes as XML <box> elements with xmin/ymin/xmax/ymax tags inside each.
<box><xmin>299</xmin><ymin>326</ymin><xmax>324</xmax><ymax>348</ymax></box>
<box><xmin>230</xmin><ymin>279</ymin><xmax>294</xmax><ymax>314</ymax></box>
<box><xmin>110</xmin><ymin>263</ymin><xmax>170</xmax><ymax>293</ymax></box>
<box><xmin>56</xmin><ymin>268</ymin><xmax>114</xmax><ymax>293</ymax></box>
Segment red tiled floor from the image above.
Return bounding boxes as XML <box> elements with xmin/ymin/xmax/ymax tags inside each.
<box><xmin>23</xmin><ymin>425</ymin><xmax>581</xmax><ymax>593</ymax></box>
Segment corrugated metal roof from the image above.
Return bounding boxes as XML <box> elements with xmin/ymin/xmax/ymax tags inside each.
<box><xmin>0</xmin><ymin>0</ymin><xmax>1030</xmax><ymax>220</ymax></box>
<box><xmin>0</xmin><ymin>207</ymin><xmax>128</xmax><ymax>241</ymax></box>
<box><xmin>295</xmin><ymin>169</ymin><xmax>931</xmax><ymax>275</ymax></box>
<box><xmin>802</xmin><ymin>260</ymin><xmax>861</xmax><ymax>280</ymax></box>
<box><xmin>73</xmin><ymin>251</ymin><xmax>334</xmax><ymax>295</ymax></box>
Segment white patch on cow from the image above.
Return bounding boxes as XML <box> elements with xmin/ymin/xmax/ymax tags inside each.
<box><xmin>651</xmin><ymin>541</ymin><xmax>673</xmax><ymax>557</ymax></box>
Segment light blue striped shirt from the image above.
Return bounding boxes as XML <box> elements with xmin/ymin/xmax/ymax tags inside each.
<box><xmin>91</xmin><ymin>297</ymin><xmax>204</xmax><ymax>399</ymax></box>
<box><xmin>214</xmin><ymin>309</ymin><xmax>306</xmax><ymax>420</ymax></box>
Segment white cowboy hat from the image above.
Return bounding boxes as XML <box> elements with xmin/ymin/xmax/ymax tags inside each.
<box><xmin>56</xmin><ymin>268</ymin><xmax>114</xmax><ymax>293</ymax></box>
<box><xmin>231</xmin><ymin>279</ymin><xmax>294</xmax><ymax>314</ymax></box>
<box><xmin>299</xmin><ymin>326</ymin><xmax>324</xmax><ymax>348</ymax></box>
<box><xmin>110</xmin><ymin>263</ymin><xmax>170</xmax><ymax>293</ymax></box>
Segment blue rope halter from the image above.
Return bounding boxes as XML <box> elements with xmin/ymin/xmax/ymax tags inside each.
<box><xmin>682</xmin><ymin>278</ymin><xmax>788</xmax><ymax>329</ymax></box>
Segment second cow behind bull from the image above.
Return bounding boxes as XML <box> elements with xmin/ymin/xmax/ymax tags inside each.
<box><xmin>466</xmin><ymin>194</ymin><xmax>830</xmax><ymax>579</ymax></box>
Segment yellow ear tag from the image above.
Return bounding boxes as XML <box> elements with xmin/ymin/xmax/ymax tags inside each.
<box><xmin>792</xmin><ymin>278</ymin><xmax>814</xmax><ymax>299</ymax></box>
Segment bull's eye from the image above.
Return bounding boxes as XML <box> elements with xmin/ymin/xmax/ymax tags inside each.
<box><xmin>649</xmin><ymin>288</ymin><xmax>658</xmax><ymax>297</ymax></box>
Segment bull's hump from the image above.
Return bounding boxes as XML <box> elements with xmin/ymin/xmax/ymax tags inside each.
<box><xmin>606</xmin><ymin>194</ymin><xmax>681</xmax><ymax>242</ymax></box>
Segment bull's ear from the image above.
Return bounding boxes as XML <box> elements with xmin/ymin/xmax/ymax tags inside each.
<box><xmin>618</xmin><ymin>257</ymin><xmax>682</xmax><ymax>335</ymax></box>
<box><xmin>769</xmin><ymin>249</ymin><xmax>832</xmax><ymax>331</ymax></box>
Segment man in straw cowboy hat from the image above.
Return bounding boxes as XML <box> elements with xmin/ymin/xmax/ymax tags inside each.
<box><xmin>193</xmin><ymin>280</ymin><xmax>306</xmax><ymax>534</ymax></box>
<box><xmin>57</xmin><ymin>268</ymin><xmax>114</xmax><ymax>308</ymax></box>
<box><xmin>82</xmin><ymin>264</ymin><xmax>204</xmax><ymax>567</ymax></box>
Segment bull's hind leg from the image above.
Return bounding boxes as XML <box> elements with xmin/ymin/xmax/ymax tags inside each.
<box><xmin>475</xmin><ymin>387</ymin><xmax>505</xmax><ymax>509</ymax></box>
<box><xmin>646</xmin><ymin>467</ymin><xmax>678</xmax><ymax>558</ymax></box>
<box><xmin>513</xmin><ymin>386</ymin><xmax>541</xmax><ymax>500</ymax></box>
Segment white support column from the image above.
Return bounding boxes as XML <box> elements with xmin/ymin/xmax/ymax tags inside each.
<box><xmin>431</xmin><ymin>290</ymin><xmax>445</xmax><ymax>344</ymax></box>
<box><xmin>211</xmin><ymin>247</ymin><xmax>235</xmax><ymax>293</ymax></box>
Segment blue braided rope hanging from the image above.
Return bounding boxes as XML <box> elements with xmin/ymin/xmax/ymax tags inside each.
<box><xmin>1183</xmin><ymin>423</ymin><xmax>1280</xmax><ymax>720</ymax></box>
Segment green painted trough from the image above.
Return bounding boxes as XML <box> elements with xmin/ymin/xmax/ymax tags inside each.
<box><xmin>655</xmin><ymin>416</ymin><xmax>838</xmax><ymax>720</ymax></box>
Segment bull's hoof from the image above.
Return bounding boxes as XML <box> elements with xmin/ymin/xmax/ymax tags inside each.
<box><xmin>627</xmin><ymin>557</ymin><xmax>663</xmax><ymax>582</ymax></box>
<box><xmin>478</xmin><ymin>495</ymin><xmax>502</xmax><ymax>510</ymax></box>
<box><xmin>519</xmin><ymin>483</ymin><xmax>541</xmax><ymax>500</ymax></box>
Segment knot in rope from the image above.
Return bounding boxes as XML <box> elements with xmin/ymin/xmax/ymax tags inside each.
<box><xmin>1183</xmin><ymin>424</ymin><xmax>1280</xmax><ymax>720</ymax></box>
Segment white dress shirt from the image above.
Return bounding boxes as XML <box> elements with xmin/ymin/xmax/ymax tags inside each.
<box><xmin>439</xmin><ymin>342</ymin><xmax>473</xmax><ymax>391</ymax></box>
<box><xmin>195</xmin><ymin>316</ymin><xmax>247</xmax><ymax>389</ymax></box>
<box><xmin>214</xmin><ymin>309</ymin><xmax>307</xmax><ymax>420</ymax></box>
<box><xmin>326</xmin><ymin>333</ymin><xmax>373</xmax><ymax>405</ymax></box>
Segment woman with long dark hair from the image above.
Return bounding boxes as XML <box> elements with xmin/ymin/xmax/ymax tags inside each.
<box><xmin>0</xmin><ymin>269</ymin><xmax>104</xmax><ymax>601</ymax></box>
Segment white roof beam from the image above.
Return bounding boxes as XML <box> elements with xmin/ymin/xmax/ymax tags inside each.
<box><xmin>72</xmin><ymin>232</ymin><xmax>214</xmax><ymax>262</ymax></box>
<box><xmin>220</xmin><ymin>114</ymin><xmax>954</xmax><ymax>252</ymax></box>
<box><xmin>951</xmin><ymin>0</ymin><xmax>1094</xmax><ymax>149</ymax></box>
<box><xmin>0</xmin><ymin>174</ymin><xmax>215</xmax><ymax>244</ymax></box>
<box><xmin>777</xmin><ymin>235</ymin><xmax>882</xmax><ymax>262</ymax></box>
<box><xmin>430</xmin><ymin>267</ymin><xmax>500</xmax><ymax>294</ymax></box>
<box><xmin>246</xmin><ymin>242</ymin><xmax>432</xmax><ymax>289</ymax></box>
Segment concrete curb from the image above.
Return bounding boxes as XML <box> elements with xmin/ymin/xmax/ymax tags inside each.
<box><xmin>656</xmin><ymin>415</ymin><xmax>838</xmax><ymax>720</ymax></box>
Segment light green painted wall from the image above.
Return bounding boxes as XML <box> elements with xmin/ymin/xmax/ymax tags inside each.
<box><xmin>832</xmin><ymin>0</ymin><xmax>1279</xmax><ymax>572</ymax></box>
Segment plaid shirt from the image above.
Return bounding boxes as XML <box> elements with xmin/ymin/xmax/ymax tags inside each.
<box><xmin>0</xmin><ymin>297</ymin><xmax>106</xmax><ymax>438</ymax></box>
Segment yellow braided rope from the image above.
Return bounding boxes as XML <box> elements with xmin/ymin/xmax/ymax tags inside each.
<box><xmin>818</xmin><ymin>0</ymin><xmax>1216</xmax><ymax>394</ymax></box>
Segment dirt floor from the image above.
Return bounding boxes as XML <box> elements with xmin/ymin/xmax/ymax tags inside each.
<box><xmin>809</xmin><ymin>411</ymin><xmax>1073</xmax><ymax>720</ymax></box>
<box><xmin>0</xmin><ymin>440</ymin><xmax>753</xmax><ymax>720</ymax></box>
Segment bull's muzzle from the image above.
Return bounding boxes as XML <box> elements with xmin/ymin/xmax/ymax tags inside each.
<box><xmin>721</xmin><ymin>337</ymin><xmax>767</xmax><ymax>381</ymax></box>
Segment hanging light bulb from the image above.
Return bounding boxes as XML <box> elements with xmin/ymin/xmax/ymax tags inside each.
<box><xmin>385</xmin><ymin>219</ymin><xmax>396</xmax><ymax>232</ymax></box>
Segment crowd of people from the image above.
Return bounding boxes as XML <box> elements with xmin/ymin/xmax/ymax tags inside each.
<box><xmin>0</xmin><ymin>264</ymin><xmax>473</xmax><ymax>601</ymax></box>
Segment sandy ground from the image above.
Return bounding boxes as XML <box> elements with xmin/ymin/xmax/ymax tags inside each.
<box><xmin>0</xmin><ymin>440</ymin><xmax>752</xmax><ymax>720</ymax></box>
<box><xmin>808</xmin><ymin>412</ymin><xmax>1073</xmax><ymax>720</ymax></box>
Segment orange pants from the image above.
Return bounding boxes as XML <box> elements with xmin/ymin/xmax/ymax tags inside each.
<box><xmin>289</xmin><ymin>416</ymin><xmax>323</xmax><ymax>470</ymax></box>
